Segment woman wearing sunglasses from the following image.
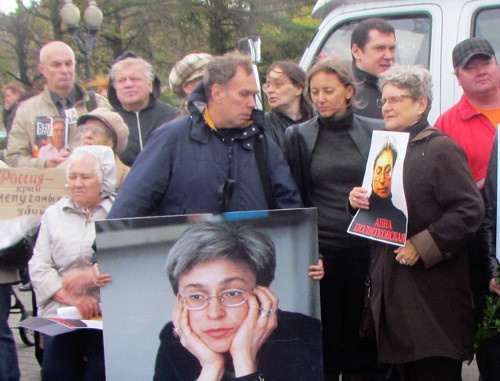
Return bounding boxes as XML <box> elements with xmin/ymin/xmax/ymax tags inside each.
<box><xmin>153</xmin><ymin>222</ymin><xmax>322</xmax><ymax>381</ymax></box>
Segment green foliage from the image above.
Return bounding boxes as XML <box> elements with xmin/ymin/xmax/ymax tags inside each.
<box><xmin>474</xmin><ymin>265</ymin><xmax>500</xmax><ymax>352</ymax></box>
<box><xmin>0</xmin><ymin>0</ymin><xmax>318</xmax><ymax>97</ymax></box>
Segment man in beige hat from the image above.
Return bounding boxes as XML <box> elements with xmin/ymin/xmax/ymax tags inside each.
<box><xmin>169</xmin><ymin>53</ymin><xmax>212</xmax><ymax>115</ymax></box>
<box><xmin>76</xmin><ymin>108</ymin><xmax>130</xmax><ymax>190</ymax></box>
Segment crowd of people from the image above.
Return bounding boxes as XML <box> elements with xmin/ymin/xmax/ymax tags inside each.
<box><xmin>0</xmin><ymin>15</ymin><xmax>499</xmax><ymax>381</ymax></box>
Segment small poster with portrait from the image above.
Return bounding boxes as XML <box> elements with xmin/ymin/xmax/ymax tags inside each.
<box><xmin>95</xmin><ymin>208</ymin><xmax>323</xmax><ymax>381</ymax></box>
<box><xmin>347</xmin><ymin>130</ymin><xmax>410</xmax><ymax>246</ymax></box>
<box><xmin>33</xmin><ymin>116</ymin><xmax>68</xmax><ymax>159</ymax></box>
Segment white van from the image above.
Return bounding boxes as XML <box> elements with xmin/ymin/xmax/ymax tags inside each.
<box><xmin>300</xmin><ymin>0</ymin><xmax>500</xmax><ymax>123</ymax></box>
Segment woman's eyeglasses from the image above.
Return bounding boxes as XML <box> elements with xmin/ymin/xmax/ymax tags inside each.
<box><xmin>180</xmin><ymin>289</ymin><xmax>248</xmax><ymax>310</ymax></box>
<box><xmin>78</xmin><ymin>125</ymin><xmax>109</xmax><ymax>135</ymax></box>
<box><xmin>262</xmin><ymin>80</ymin><xmax>290</xmax><ymax>91</ymax></box>
<box><xmin>376</xmin><ymin>94</ymin><xmax>413</xmax><ymax>108</ymax></box>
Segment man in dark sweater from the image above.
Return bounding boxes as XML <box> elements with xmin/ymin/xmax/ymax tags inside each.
<box><xmin>108</xmin><ymin>52</ymin><xmax>181</xmax><ymax>166</ymax></box>
<box><xmin>351</xmin><ymin>18</ymin><xmax>396</xmax><ymax>119</ymax></box>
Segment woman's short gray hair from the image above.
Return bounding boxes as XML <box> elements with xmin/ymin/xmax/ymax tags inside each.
<box><xmin>166</xmin><ymin>222</ymin><xmax>276</xmax><ymax>294</ymax></box>
<box><xmin>65</xmin><ymin>150</ymin><xmax>103</xmax><ymax>183</ymax></box>
<box><xmin>378</xmin><ymin>65</ymin><xmax>433</xmax><ymax>115</ymax></box>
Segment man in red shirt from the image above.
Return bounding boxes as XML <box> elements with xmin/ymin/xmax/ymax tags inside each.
<box><xmin>435</xmin><ymin>37</ymin><xmax>500</xmax><ymax>381</ymax></box>
<box><xmin>436</xmin><ymin>37</ymin><xmax>500</xmax><ymax>189</ymax></box>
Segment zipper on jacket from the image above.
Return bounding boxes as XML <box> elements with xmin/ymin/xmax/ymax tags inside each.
<box><xmin>136</xmin><ymin>112</ymin><xmax>143</xmax><ymax>151</ymax></box>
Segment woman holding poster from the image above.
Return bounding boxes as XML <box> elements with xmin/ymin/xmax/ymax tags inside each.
<box><xmin>283</xmin><ymin>57</ymin><xmax>383</xmax><ymax>380</ymax></box>
<box><xmin>349</xmin><ymin>65</ymin><xmax>484</xmax><ymax>380</ymax></box>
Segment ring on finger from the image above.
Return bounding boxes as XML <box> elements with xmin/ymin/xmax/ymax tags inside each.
<box><xmin>173</xmin><ymin>327</ymin><xmax>182</xmax><ymax>338</ymax></box>
<box><xmin>259</xmin><ymin>308</ymin><xmax>271</xmax><ymax>318</ymax></box>
<box><xmin>400</xmin><ymin>259</ymin><xmax>407</xmax><ymax>265</ymax></box>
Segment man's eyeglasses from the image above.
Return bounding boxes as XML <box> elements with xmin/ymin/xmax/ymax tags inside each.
<box><xmin>374</xmin><ymin>165</ymin><xmax>393</xmax><ymax>180</ymax></box>
<box><xmin>376</xmin><ymin>94</ymin><xmax>413</xmax><ymax>108</ymax></box>
<box><xmin>78</xmin><ymin>125</ymin><xmax>109</xmax><ymax>135</ymax></box>
<box><xmin>180</xmin><ymin>289</ymin><xmax>248</xmax><ymax>311</ymax></box>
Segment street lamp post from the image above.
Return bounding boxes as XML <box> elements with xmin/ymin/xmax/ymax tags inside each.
<box><xmin>60</xmin><ymin>0</ymin><xmax>103</xmax><ymax>81</ymax></box>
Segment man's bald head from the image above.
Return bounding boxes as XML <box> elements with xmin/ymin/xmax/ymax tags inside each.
<box><xmin>38</xmin><ymin>41</ymin><xmax>76</xmax><ymax>97</ymax></box>
<box><xmin>39</xmin><ymin>41</ymin><xmax>75</xmax><ymax>64</ymax></box>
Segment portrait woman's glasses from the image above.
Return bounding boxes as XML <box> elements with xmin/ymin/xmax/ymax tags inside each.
<box><xmin>180</xmin><ymin>289</ymin><xmax>248</xmax><ymax>310</ymax></box>
<box><xmin>374</xmin><ymin>165</ymin><xmax>393</xmax><ymax>180</ymax></box>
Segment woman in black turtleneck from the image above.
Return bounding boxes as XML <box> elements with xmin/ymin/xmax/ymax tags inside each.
<box><xmin>283</xmin><ymin>57</ymin><xmax>384</xmax><ymax>381</ymax></box>
<box><xmin>349</xmin><ymin>65</ymin><xmax>483</xmax><ymax>381</ymax></box>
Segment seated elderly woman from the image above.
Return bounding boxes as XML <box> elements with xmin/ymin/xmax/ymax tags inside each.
<box><xmin>76</xmin><ymin>107</ymin><xmax>129</xmax><ymax>190</ymax></box>
<box><xmin>29</xmin><ymin>145</ymin><xmax>115</xmax><ymax>381</ymax></box>
<box><xmin>349</xmin><ymin>65</ymin><xmax>484</xmax><ymax>380</ymax></box>
<box><xmin>154</xmin><ymin>222</ymin><xmax>323</xmax><ymax>381</ymax></box>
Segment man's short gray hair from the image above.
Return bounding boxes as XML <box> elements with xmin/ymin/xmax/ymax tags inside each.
<box><xmin>110</xmin><ymin>57</ymin><xmax>155</xmax><ymax>83</ymax></box>
<box><xmin>378</xmin><ymin>65</ymin><xmax>433</xmax><ymax>115</ymax></box>
<box><xmin>166</xmin><ymin>222</ymin><xmax>276</xmax><ymax>294</ymax></box>
<box><xmin>203</xmin><ymin>51</ymin><xmax>253</xmax><ymax>100</ymax></box>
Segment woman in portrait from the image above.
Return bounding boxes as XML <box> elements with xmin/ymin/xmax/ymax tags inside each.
<box><xmin>283</xmin><ymin>57</ymin><xmax>383</xmax><ymax>380</ymax></box>
<box><xmin>154</xmin><ymin>222</ymin><xmax>323</xmax><ymax>381</ymax></box>
<box><xmin>29</xmin><ymin>145</ymin><xmax>115</xmax><ymax>380</ymax></box>
<box><xmin>349</xmin><ymin>65</ymin><xmax>484</xmax><ymax>380</ymax></box>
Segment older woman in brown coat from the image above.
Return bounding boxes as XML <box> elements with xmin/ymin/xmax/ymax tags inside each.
<box><xmin>349</xmin><ymin>65</ymin><xmax>484</xmax><ymax>380</ymax></box>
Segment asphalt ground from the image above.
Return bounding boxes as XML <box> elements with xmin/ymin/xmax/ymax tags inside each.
<box><xmin>8</xmin><ymin>283</ymin><xmax>480</xmax><ymax>381</ymax></box>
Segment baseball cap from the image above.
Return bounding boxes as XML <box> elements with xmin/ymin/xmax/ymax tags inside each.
<box><xmin>452</xmin><ymin>38</ymin><xmax>496</xmax><ymax>69</ymax></box>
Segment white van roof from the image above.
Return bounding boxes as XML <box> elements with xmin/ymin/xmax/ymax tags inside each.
<box><xmin>311</xmin><ymin>0</ymin><xmax>446</xmax><ymax>19</ymax></box>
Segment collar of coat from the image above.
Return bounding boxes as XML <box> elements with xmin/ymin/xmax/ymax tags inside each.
<box><xmin>406</xmin><ymin>117</ymin><xmax>441</xmax><ymax>143</ymax></box>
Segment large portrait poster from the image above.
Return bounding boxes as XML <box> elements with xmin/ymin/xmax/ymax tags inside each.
<box><xmin>348</xmin><ymin>130</ymin><xmax>409</xmax><ymax>246</ymax></box>
<box><xmin>95</xmin><ymin>208</ymin><xmax>323</xmax><ymax>381</ymax></box>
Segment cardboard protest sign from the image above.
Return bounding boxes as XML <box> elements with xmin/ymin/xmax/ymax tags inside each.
<box><xmin>0</xmin><ymin>168</ymin><xmax>66</xmax><ymax>220</ymax></box>
<box><xmin>348</xmin><ymin>130</ymin><xmax>409</xmax><ymax>246</ymax></box>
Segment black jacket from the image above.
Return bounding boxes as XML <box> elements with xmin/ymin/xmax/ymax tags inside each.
<box><xmin>353</xmin><ymin>66</ymin><xmax>383</xmax><ymax>119</ymax></box>
<box><xmin>108</xmin><ymin>51</ymin><xmax>181</xmax><ymax>166</ymax></box>
<box><xmin>265</xmin><ymin>111</ymin><xmax>309</xmax><ymax>151</ymax></box>
<box><xmin>283</xmin><ymin>113</ymin><xmax>384</xmax><ymax>207</ymax></box>
<box><xmin>153</xmin><ymin>311</ymin><xmax>323</xmax><ymax>381</ymax></box>
<box><xmin>480</xmin><ymin>134</ymin><xmax>500</xmax><ymax>280</ymax></box>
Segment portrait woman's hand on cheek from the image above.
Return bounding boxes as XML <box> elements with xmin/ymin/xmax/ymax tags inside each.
<box><xmin>172</xmin><ymin>298</ymin><xmax>225</xmax><ymax>381</ymax></box>
<box><xmin>230</xmin><ymin>286</ymin><xmax>279</xmax><ymax>377</ymax></box>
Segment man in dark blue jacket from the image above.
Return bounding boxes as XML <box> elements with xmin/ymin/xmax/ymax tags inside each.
<box><xmin>107</xmin><ymin>52</ymin><xmax>302</xmax><ymax>218</ymax></box>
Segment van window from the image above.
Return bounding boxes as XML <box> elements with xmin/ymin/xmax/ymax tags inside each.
<box><xmin>316</xmin><ymin>15</ymin><xmax>432</xmax><ymax>68</ymax></box>
<box><xmin>474</xmin><ymin>7</ymin><xmax>500</xmax><ymax>56</ymax></box>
